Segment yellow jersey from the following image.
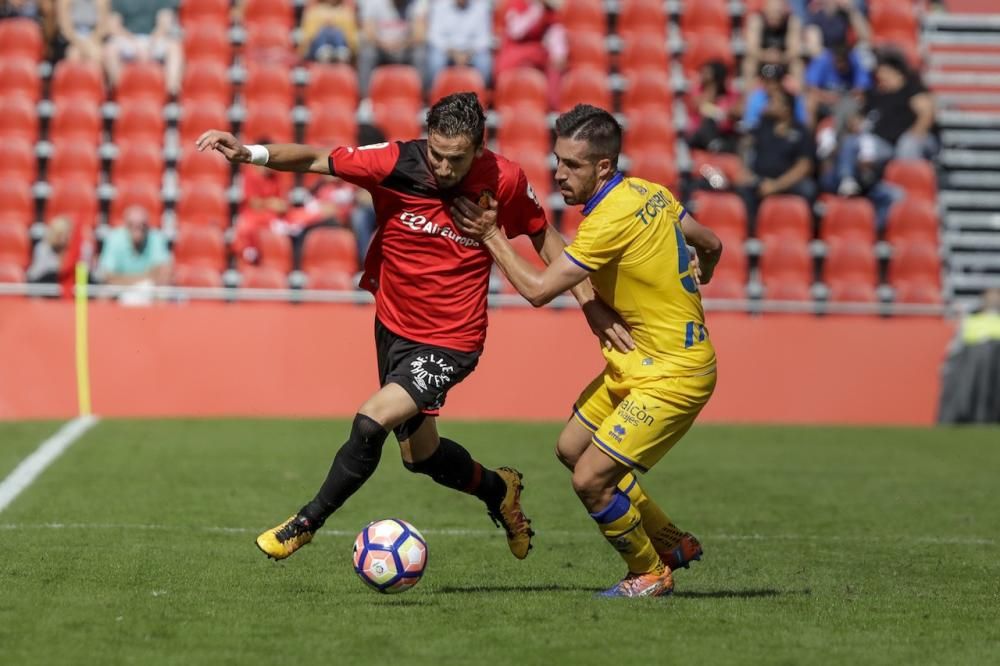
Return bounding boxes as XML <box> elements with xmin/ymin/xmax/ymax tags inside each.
<box><xmin>564</xmin><ymin>173</ymin><xmax>716</xmax><ymax>378</ymax></box>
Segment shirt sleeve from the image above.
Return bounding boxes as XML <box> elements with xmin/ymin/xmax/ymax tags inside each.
<box><xmin>805</xmin><ymin>54</ymin><xmax>825</xmax><ymax>88</ymax></box>
<box><xmin>147</xmin><ymin>231</ymin><xmax>170</xmax><ymax>267</ymax></box>
<box><xmin>564</xmin><ymin>214</ymin><xmax>629</xmax><ymax>272</ymax></box>
<box><xmin>499</xmin><ymin>166</ymin><xmax>547</xmax><ymax>238</ymax></box>
<box><xmin>98</xmin><ymin>231</ymin><xmax>122</xmax><ymax>275</ymax></box>
<box><xmin>328</xmin><ymin>141</ymin><xmax>400</xmax><ymax>190</ymax></box>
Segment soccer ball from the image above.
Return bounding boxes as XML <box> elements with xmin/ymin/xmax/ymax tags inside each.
<box><xmin>352</xmin><ymin>519</ymin><xmax>428</xmax><ymax>593</ymax></box>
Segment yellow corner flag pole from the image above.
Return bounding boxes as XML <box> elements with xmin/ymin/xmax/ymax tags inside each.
<box><xmin>75</xmin><ymin>262</ymin><xmax>93</xmax><ymax>417</ymax></box>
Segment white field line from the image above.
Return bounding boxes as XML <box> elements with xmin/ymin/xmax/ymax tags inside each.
<box><xmin>0</xmin><ymin>522</ymin><xmax>993</xmax><ymax>546</ymax></box>
<box><xmin>0</xmin><ymin>416</ymin><xmax>99</xmax><ymax>513</ymax></box>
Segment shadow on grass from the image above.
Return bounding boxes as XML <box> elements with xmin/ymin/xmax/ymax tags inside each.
<box><xmin>436</xmin><ymin>583</ymin><xmax>597</xmax><ymax>594</ymax></box>
<box><xmin>674</xmin><ymin>588</ymin><xmax>810</xmax><ymax>599</ymax></box>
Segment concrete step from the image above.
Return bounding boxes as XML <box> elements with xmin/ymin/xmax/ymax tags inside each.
<box><xmin>926</xmin><ymin>31</ymin><xmax>1000</xmax><ymax>45</ymax></box>
<box><xmin>948</xmin><ymin>273</ymin><xmax>1000</xmax><ymax>290</ymax></box>
<box><xmin>945</xmin><ymin>212</ymin><xmax>1000</xmax><ymax>231</ymax></box>
<box><xmin>941</xmin><ymin>189</ymin><xmax>1000</xmax><ymax>209</ymax></box>
<box><xmin>925</xmin><ymin>13</ymin><xmax>1000</xmax><ymax>30</ymax></box>
<box><xmin>946</xmin><ymin>170</ymin><xmax>1000</xmax><ymax>188</ymax></box>
<box><xmin>944</xmin><ymin>231</ymin><xmax>1000</xmax><ymax>250</ymax></box>
<box><xmin>941</xmin><ymin>129</ymin><xmax>1000</xmax><ymax>147</ymax></box>
<box><xmin>947</xmin><ymin>253</ymin><xmax>1000</xmax><ymax>269</ymax></box>
<box><xmin>937</xmin><ymin>109</ymin><xmax>1000</xmax><ymax>128</ymax></box>
<box><xmin>940</xmin><ymin>149</ymin><xmax>1000</xmax><ymax>168</ymax></box>
<box><xmin>928</xmin><ymin>72</ymin><xmax>1000</xmax><ymax>88</ymax></box>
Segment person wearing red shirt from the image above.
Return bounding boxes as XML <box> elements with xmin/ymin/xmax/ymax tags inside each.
<box><xmin>196</xmin><ymin>93</ymin><xmax>633</xmax><ymax>562</ymax></box>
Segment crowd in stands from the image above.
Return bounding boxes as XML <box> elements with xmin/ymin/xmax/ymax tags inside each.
<box><xmin>0</xmin><ymin>0</ymin><xmax>942</xmax><ymax>305</ymax></box>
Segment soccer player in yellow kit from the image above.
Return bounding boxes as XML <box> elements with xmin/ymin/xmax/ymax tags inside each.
<box><xmin>451</xmin><ymin>104</ymin><xmax>722</xmax><ymax>597</ymax></box>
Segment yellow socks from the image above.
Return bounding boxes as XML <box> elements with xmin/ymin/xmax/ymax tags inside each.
<box><xmin>618</xmin><ymin>473</ymin><xmax>686</xmax><ymax>554</ymax></box>
<box><xmin>590</xmin><ymin>490</ymin><xmax>663</xmax><ymax>575</ymax></box>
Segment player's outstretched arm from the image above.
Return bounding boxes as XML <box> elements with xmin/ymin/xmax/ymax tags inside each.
<box><xmin>195</xmin><ymin>130</ymin><xmax>332</xmax><ymax>174</ymax></box>
<box><xmin>681</xmin><ymin>214</ymin><xmax>723</xmax><ymax>285</ymax></box>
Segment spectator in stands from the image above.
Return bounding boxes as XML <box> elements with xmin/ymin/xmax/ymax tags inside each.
<box><xmin>938</xmin><ymin>288</ymin><xmax>1000</xmax><ymax>424</ymax></box>
<box><xmin>494</xmin><ymin>0</ymin><xmax>566</xmax><ymax>107</ymax></box>
<box><xmin>743</xmin><ymin>0</ymin><xmax>802</xmax><ymax>87</ymax></box>
<box><xmin>97</xmin><ymin>205</ymin><xmax>171</xmax><ymax>286</ymax></box>
<box><xmin>804</xmin><ymin>0</ymin><xmax>869</xmax><ymax>57</ymax></box>
<box><xmin>56</xmin><ymin>0</ymin><xmax>110</xmax><ymax>65</ymax></box>
<box><xmin>233</xmin><ymin>163</ymin><xmax>292</xmax><ymax>266</ymax></box>
<box><xmin>103</xmin><ymin>0</ymin><xmax>182</xmax><ymax>95</ymax></box>
<box><xmin>425</xmin><ymin>0</ymin><xmax>493</xmax><ymax>88</ymax></box>
<box><xmin>357</xmin><ymin>0</ymin><xmax>428</xmax><ymax>96</ymax></box>
<box><xmin>743</xmin><ymin>63</ymin><xmax>808</xmax><ymax>131</ymax></box>
<box><xmin>738</xmin><ymin>89</ymin><xmax>817</xmax><ymax>226</ymax></box>
<box><xmin>805</xmin><ymin>42</ymin><xmax>871</xmax><ymax>128</ymax></box>
<box><xmin>687</xmin><ymin>60</ymin><xmax>742</xmax><ymax>154</ymax></box>
<box><xmin>27</xmin><ymin>215</ymin><xmax>73</xmax><ymax>283</ymax></box>
<box><xmin>300</xmin><ymin>0</ymin><xmax>358</xmax><ymax>64</ymax></box>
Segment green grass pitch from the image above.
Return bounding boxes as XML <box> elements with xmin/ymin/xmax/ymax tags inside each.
<box><xmin>1</xmin><ymin>419</ymin><xmax>998</xmax><ymax>665</ymax></box>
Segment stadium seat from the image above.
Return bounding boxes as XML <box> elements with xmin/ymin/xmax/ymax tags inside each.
<box><xmin>622</xmin><ymin>68</ymin><xmax>674</xmax><ymax>115</ymax></box>
<box><xmin>828</xmin><ymin>279</ymin><xmax>878</xmax><ymax>304</ymax></box>
<box><xmin>47</xmin><ymin>142</ymin><xmax>101</xmax><ymax>187</ymax></box>
<box><xmin>302</xmin><ymin>227</ymin><xmax>359</xmax><ymax>274</ymax></box>
<box><xmin>628</xmin><ymin>151</ymin><xmax>680</xmax><ymax>192</ymax></box>
<box><xmin>244</xmin><ymin>22</ymin><xmax>295</xmax><ymax>62</ymax></box>
<box><xmin>49</xmin><ymin>100</ymin><xmax>103</xmax><ymax>146</ymax></box>
<box><xmin>0</xmin><ymin>58</ymin><xmax>42</xmax><ymax>103</ymax></box>
<box><xmin>305</xmin><ymin>268</ymin><xmax>355</xmax><ymax>291</ymax></box>
<box><xmin>682</xmin><ymin>32</ymin><xmax>735</xmax><ymax>78</ymax></box>
<box><xmin>618</xmin><ymin>0</ymin><xmax>668</xmax><ymax>39</ymax></box>
<box><xmin>894</xmin><ymin>280</ymin><xmax>942</xmax><ymax>305</ymax></box>
<box><xmin>46</xmin><ymin>180</ymin><xmax>97</xmax><ymax>224</ymax></box>
<box><xmin>558</xmin><ymin>67</ymin><xmax>612</xmax><ymax>113</ymax></box>
<box><xmin>496</xmin><ymin>107</ymin><xmax>550</xmax><ymax>154</ymax></box>
<box><xmin>0</xmin><ymin>210</ymin><xmax>33</xmax><ymax>232</ymax></box>
<box><xmin>824</xmin><ymin>239</ymin><xmax>877</xmax><ymax>285</ymax></box>
<box><xmin>698</xmin><ymin>274</ymin><xmax>745</xmax><ymax>300</ymax></box>
<box><xmin>177</xmin><ymin>145</ymin><xmax>231</xmax><ymax>189</ymax></box>
<box><xmin>117</xmin><ymin>61</ymin><xmax>167</xmax><ymax>106</ymax></box>
<box><xmin>306</xmin><ymin>63</ymin><xmax>359</xmax><ymax>108</ymax></box>
<box><xmin>559</xmin><ymin>0</ymin><xmax>607</xmax><ymax>35</ymax></box>
<box><xmin>756</xmin><ymin>195</ymin><xmax>812</xmax><ymax>243</ymax></box>
<box><xmin>0</xmin><ymin>262</ymin><xmax>25</xmax><ymax>284</ymax></box>
<box><xmin>243</xmin><ymin>0</ymin><xmax>295</xmax><ymax>29</ymax></box>
<box><xmin>760</xmin><ymin>236</ymin><xmax>812</xmax><ymax>287</ymax></box>
<box><xmin>181</xmin><ymin>61</ymin><xmax>232</xmax><ymax>106</ymax></box>
<box><xmin>306</xmin><ymin>104</ymin><xmax>358</xmax><ymax>147</ymax></box>
<box><xmin>179</xmin><ymin>101</ymin><xmax>230</xmax><ymax>145</ymax></box>
<box><xmin>875</xmin><ymin>33</ymin><xmax>921</xmax><ymax>69</ymax></box>
<box><xmin>0</xmin><ymin>224</ymin><xmax>30</xmax><ymax>269</ymax></box>
<box><xmin>885</xmin><ymin>199</ymin><xmax>939</xmax><ymax>246</ymax></box>
<box><xmin>494</xmin><ymin>67</ymin><xmax>549</xmax><ymax>113</ymax></box>
<box><xmin>680</xmin><ymin>0</ymin><xmax>730</xmax><ymax>37</ymax></box>
<box><xmin>566</xmin><ymin>29</ymin><xmax>610</xmax><ymax>72</ymax></box>
<box><xmin>765</xmin><ymin>280</ymin><xmax>813</xmax><ymax>302</ymax></box>
<box><xmin>502</xmin><ymin>147</ymin><xmax>552</xmax><ymax>202</ymax></box>
<box><xmin>115</xmin><ymin>101</ymin><xmax>165</xmax><ymax>146</ymax></box>
<box><xmin>180</xmin><ymin>0</ymin><xmax>231</xmax><ymax>28</ymax></box>
<box><xmin>241</xmin><ymin>104</ymin><xmax>294</xmax><ymax>143</ymax></box>
<box><xmin>690</xmin><ymin>150</ymin><xmax>746</xmax><ymax>188</ymax></box>
<box><xmin>373</xmin><ymin>107</ymin><xmax>422</xmax><ymax>142</ymax></box>
<box><xmin>884</xmin><ymin>160</ymin><xmax>937</xmax><ymax>202</ymax></box>
<box><xmin>244</xmin><ymin>63</ymin><xmax>295</xmax><ymax>109</ymax></box>
<box><xmin>174</xmin><ymin>264</ymin><xmax>224</xmax><ymax>288</ymax></box>
<box><xmin>618</xmin><ymin>30</ymin><xmax>670</xmax><ymax>77</ymax></box>
<box><xmin>889</xmin><ymin>241</ymin><xmax>941</xmax><ymax>287</ymax></box>
<box><xmin>176</xmin><ymin>182</ymin><xmax>230</xmax><ymax>228</ymax></box>
<box><xmin>255</xmin><ymin>229</ymin><xmax>294</xmax><ymax>272</ymax></box>
<box><xmin>183</xmin><ymin>21</ymin><xmax>233</xmax><ymax>67</ymax></box>
<box><xmin>174</xmin><ymin>226</ymin><xmax>227</xmax><ymax>271</ymax></box>
<box><xmin>0</xmin><ymin>94</ymin><xmax>38</xmax><ymax>143</ymax></box>
<box><xmin>0</xmin><ymin>179</ymin><xmax>33</xmax><ymax>220</ymax></box>
<box><xmin>690</xmin><ymin>191</ymin><xmax>748</xmax><ymax>241</ymax></box>
<box><xmin>509</xmin><ymin>234</ymin><xmax>546</xmax><ymax>270</ymax></box>
<box><xmin>110</xmin><ymin>181</ymin><xmax>163</xmax><ymax>226</ymax></box>
<box><xmin>50</xmin><ymin>60</ymin><xmax>106</xmax><ymax>106</ymax></box>
<box><xmin>370</xmin><ymin>65</ymin><xmax>423</xmax><ymax>116</ymax></box>
<box><xmin>870</xmin><ymin>2</ymin><xmax>918</xmax><ymax>39</ymax></box>
<box><xmin>0</xmin><ymin>139</ymin><xmax>37</xmax><ymax>185</ymax></box>
<box><xmin>0</xmin><ymin>18</ymin><xmax>43</xmax><ymax>62</ymax></box>
<box><xmin>709</xmin><ymin>228</ymin><xmax>748</xmax><ymax>281</ymax></box>
<box><xmin>430</xmin><ymin>66</ymin><xmax>488</xmax><ymax>106</ymax></box>
<box><xmin>820</xmin><ymin>197</ymin><xmax>876</xmax><ymax>245</ymax></box>
<box><xmin>622</xmin><ymin>108</ymin><xmax>676</xmax><ymax>159</ymax></box>
<box><xmin>241</xmin><ymin>265</ymin><xmax>287</xmax><ymax>289</ymax></box>
<box><xmin>559</xmin><ymin>206</ymin><xmax>584</xmax><ymax>239</ymax></box>
<box><xmin>111</xmin><ymin>143</ymin><xmax>164</xmax><ymax>187</ymax></box>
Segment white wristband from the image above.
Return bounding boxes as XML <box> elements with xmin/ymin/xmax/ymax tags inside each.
<box><xmin>247</xmin><ymin>144</ymin><xmax>270</xmax><ymax>166</ymax></box>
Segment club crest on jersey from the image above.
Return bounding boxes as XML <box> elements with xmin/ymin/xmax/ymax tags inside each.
<box><xmin>477</xmin><ymin>189</ymin><xmax>495</xmax><ymax>208</ymax></box>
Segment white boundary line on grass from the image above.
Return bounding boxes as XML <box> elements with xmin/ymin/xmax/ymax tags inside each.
<box><xmin>0</xmin><ymin>416</ymin><xmax>99</xmax><ymax>513</ymax></box>
<box><xmin>0</xmin><ymin>521</ymin><xmax>993</xmax><ymax>546</ymax></box>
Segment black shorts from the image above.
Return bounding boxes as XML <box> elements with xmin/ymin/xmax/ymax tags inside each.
<box><xmin>375</xmin><ymin>318</ymin><xmax>480</xmax><ymax>435</ymax></box>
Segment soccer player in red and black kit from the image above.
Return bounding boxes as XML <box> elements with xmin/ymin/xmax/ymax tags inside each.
<box><xmin>196</xmin><ymin>93</ymin><xmax>634</xmax><ymax>562</ymax></box>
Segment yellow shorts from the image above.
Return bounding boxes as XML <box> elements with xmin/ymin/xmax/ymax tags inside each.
<box><xmin>572</xmin><ymin>368</ymin><xmax>717</xmax><ymax>472</ymax></box>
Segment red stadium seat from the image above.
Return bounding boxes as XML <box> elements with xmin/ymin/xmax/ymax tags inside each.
<box><xmin>884</xmin><ymin>159</ymin><xmax>936</xmax><ymax>202</ymax></box>
<box><xmin>760</xmin><ymin>236</ymin><xmax>812</xmax><ymax>285</ymax></box>
<box><xmin>255</xmin><ymin>229</ymin><xmax>293</xmax><ymax>272</ymax></box>
<box><xmin>756</xmin><ymin>195</ymin><xmax>812</xmax><ymax>243</ymax></box>
<box><xmin>509</xmin><ymin>234</ymin><xmax>546</xmax><ymax>270</ymax></box>
<box><xmin>889</xmin><ymin>241</ymin><xmax>941</xmax><ymax>287</ymax></box>
<box><xmin>241</xmin><ymin>265</ymin><xmax>287</xmax><ymax>289</ymax></box>
<box><xmin>619</xmin><ymin>30</ymin><xmax>670</xmax><ymax>77</ymax></box>
<box><xmin>306</xmin><ymin>63</ymin><xmax>359</xmax><ymax>108</ymax></box>
<box><xmin>244</xmin><ymin>22</ymin><xmax>295</xmax><ymax>63</ymax></box>
<box><xmin>430</xmin><ymin>66</ymin><xmax>488</xmax><ymax>106</ymax></box>
<box><xmin>370</xmin><ymin>65</ymin><xmax>423</xmax><ymax>116</ymax></box>
<box><xmin>373</xmin><ymin>107</ymin><xmax>422</xmax><ymax>142</ymax></box>
<box><xmin>305</xmin><ymin>268</ymin><xmax>355</xmax><ymax>291</ymax></box>
<box><xmin>244</xmin><ymin>63</ymin><xmax>294</xmax><ymax>108</ymax></box>
<box><xmin>178</xmin><ymin>145</ymin><xmax>231</xmax><ymax>188</ymax></box>
<box><xmin>46</xmin><ymin>180</ymin><xmax>98</xmax><ymax>224</ymax></box>
<box><xmin>0</xmin><ymin>18</ymin><xmax>43</xmax><ymax>62</ymax></box>
<box><xmin>682</xmin><ymin>32</ymin><xmax>735</xmax><ymax>78</ymax></box>
<box><xmin>0</xmin><ymin>94</ymin><xmax>38</xmax><ymax>143</ymax></box>
<box><xmin>494</xmin><ymin>67</ymin><xmax>549</xmax><ymax>113</ymax></box>
<box><xmin>49</xmin><ymin>100</ymin><xmax>103</xmax><ymax>146</ymax></box>
<box><xmin>183</xmin><ymin>21</ymin><xmax>233</xmax><ymax>66</ymax></box>
<box><xmin>176</xmin><ymin>182</ymin><xmax>230</xmax><ymax>228</ymax></box>
<box><xmin>241</xmin><ymin>104</ymin><xmax>294</xmax><ymax>143</ymax></box>
<box><xmin>302</xmin><ymin>227</ymin><xmax>359</xmax><ymax>274</ymax></box>
<box><xmin>115</xmin><ymin>100</ymin><xmax>165</xmax><ymax>146</ymax></box>
<box><xmin>110</xmin><ymin>181</ymin><xmax>163</xmax><ymax>226</ymax></box>
<box><xmin>559</xmin><ymin>206</ymin><xmax>584</xmax><ymax>239</ymax></box>
<box><xmin>0</xmin><ymin>58</ymin><xmax>42</xmax><ymax>103</ymax></box>
<box><xmin>559</xmin><ymin>0</ymin><xmax>607</xmax><ymax>35</ymax></box>
<box><xmin>174</xmin><ymin>226</ymin><xmax>227</xmax><ymax>271</ymax></box>
<box><xmin>618</xmin><ymin>0</ymin><xmax>668</xmax><ymax>40</ymax></box>
<box><xmin>623</xmin><ymin>68</ymin><xmax>673</xmax><ymax>115</ymax></box>
<box><xmin>766</xmin><ymin>281</ymin><xmax>813</xmax><ymax>302</ymax></box>
<box><xmin>51</xmin><ymin>60</ymin><xmax>106</xmax><ymax>106</ymax></box>
<box><xmin>558</xmin><ymin>67</ymin><xmax>612</xmax><ymax>113</ymax></box>
<box><xmin>48</xmin><ymin>142</ymin><xmax>101</xmax><ymax>187</ymax></box>
<box><xmin>699</xmin><ymin>274</ymin><xmax>745</xmax><ymax>300</ymax></box>
<box><xmin>0</xmin><ymin>179</ymin><xmax>33</xmax><ymax>220</ymax></box>
<box><xmin>709</xmin><ymin>229</ymin><xmax>748</xmax><ymax>282</ymax></box>
<box><xmin>827</xmin><ymin>279</ymin><xmax>878</xmax><ymax>304</ymax></box>
<box><xmin>690</xmin><ymin>191</ymin><xmax>747</xmax><ymax>241</ymax></box>
<box><xmin>111</xmin><ymin>143</ymin><xmax>164</xmax><ymax>187</ymax></box>
<box><xmin>628</xmin><ymin>151</ymin><xmax>680</xmax><ymax>192</ymax></box>
<box><xmin>870</xmin><ymin>2</ymin><xmax>918</xmax><ymax>39</ymax></box>
<box><xmin>0</xmin><ymin>210</ymin><xmax>33</xmax><ymax>232</ymax></box>
<box><xmin>180</xmin><ymin>0</ymin><xmax>231</xmax><ymax>28</ymax></box>
<box><xmin>497</xmin><ymin>107</ymin><xmax>550</xmax><ymax>154</ymax></box>
<box><xmin>885</xmin><ymin>199</ymin><xmax>939</xmax><ymax>246</ymax></box>
<box><xmin>825</xmin><ymin>239</ymin><xmax>877</xmax><ymax>284</ymax></box>
<box><xmin>820</xmin><ymin>197</ymin><xmax>876</xmax><ymax>244</ymax></box>
<box><xmin>243</xmin><ymin>0</ymin><xmax>295</xmax><ymax>29</ymax></box>
<box><xmin>306</xmin><ymin>103</ymin><xmax>358</xmax><ymax>147</ymax></box>
<box><xmin>117</xmin><ymin>61</ymin><xmax>167</xmax><ymax>106</ymax></box>
<box><xmin>680</xmin><ymin>0</ymin><xmax>730</xmax><ymax>37</ymax></box>
<box><xmin>0</xmin><ymin>223</ymin><xmax>30</xmax><ymax>269</ymax></box>
<box><xmin>174</xmin><ymin>264</ymin><xmax>224</xmax><ymax>288</ymax></box>
<box><xmin>0</xmin><ymin>262</ymin><xmax>25</xmax><ymax>284</ymax></box>
<box><xmin>566</xmin><ymin>29</ymin><xmax>610</xmax><ymax>72</ymax></box>
<box><xmin>690</xmin><ymin>150</ymin><xmax>746</xmax><ymax>188</ymax></box>
<box><xmin>179</xmin><ymin>101</ymin><xmax>230</xmax><ymax>145</ymax></box>
<box><xmin>0</xmin><ymin>139</ymin><xmax>37</xmax><ymax>184</ymax></box>
<box><xmin>502</xmin><ymin>147</ymin><xmax>552</xmax><ymax>202</ymax></box>
<box><xmin>894</xmin><ymin>281</ymin><xmax>942</xmax><ymax>305</ymax></box>
<box><xmin>181</xmin><ymin>61</ymin><xmax>232</xmax><ymax>106</ymax></box>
